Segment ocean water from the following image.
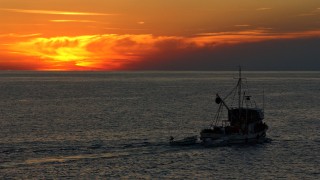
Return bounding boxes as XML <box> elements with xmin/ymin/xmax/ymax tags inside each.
<box><xmin>0</xmin><ymin>71</ymin><xmax>319</xmax><ymax>179</ymax></box>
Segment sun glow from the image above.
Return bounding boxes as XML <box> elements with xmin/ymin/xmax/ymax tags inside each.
<box><xmin>6</xmin><ymin>34</ymin><xmax>174</xmax><ymax>70</ymax></box>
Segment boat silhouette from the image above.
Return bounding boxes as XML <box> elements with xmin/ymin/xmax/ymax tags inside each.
<box><xmin>200</xmin><ymin>67</ymin><xmax>268</xmax><ymax>145</ymax></box>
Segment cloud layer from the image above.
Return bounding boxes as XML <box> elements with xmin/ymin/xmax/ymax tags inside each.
<box><xmin>1</xmin><ymin>29</ymin><xmax>320</xmax><ymax>70</ymax></box>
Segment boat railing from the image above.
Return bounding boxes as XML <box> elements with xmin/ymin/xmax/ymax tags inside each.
<box><xmin>222</xmin><ymin>120</ymin><xmax>230</xmax><ymax>127</ymax></box>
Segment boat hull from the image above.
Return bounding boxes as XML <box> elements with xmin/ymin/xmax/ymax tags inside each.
<box><xmin>201</xmin><ymin>129</ymin><xmax>267</xmax><ymax>146</ymax></box>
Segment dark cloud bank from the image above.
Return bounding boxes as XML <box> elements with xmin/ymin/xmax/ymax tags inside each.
<box><xmin>124</xmin><ymin>37</ymin><xmax>320</xmax><ymax>71</ymax></box>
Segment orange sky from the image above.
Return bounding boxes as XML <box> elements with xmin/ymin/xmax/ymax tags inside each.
<box><xmin>1</xmin><ymin>0</ymin><xmax>320</xmax><ymax>70</ymax></box>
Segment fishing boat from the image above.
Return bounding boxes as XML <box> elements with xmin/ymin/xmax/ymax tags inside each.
<box><xmin>200</xmin><ymin>67</ymin><xmax>268</xmax><ymax>145</ymax></box>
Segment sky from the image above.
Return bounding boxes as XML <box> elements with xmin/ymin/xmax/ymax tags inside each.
<box><xmin>1</xmin><ymin>0</ymin><xmax>320</xmax><ymax>71</ymax></box>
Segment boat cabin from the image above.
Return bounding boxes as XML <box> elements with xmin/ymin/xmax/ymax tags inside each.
<box><xmin>228</xmin><ymin>108</ymin><xmax>264</xmax><ymax>126</ymax></box>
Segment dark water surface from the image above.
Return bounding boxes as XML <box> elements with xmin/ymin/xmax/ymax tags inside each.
<box><xmin>0</xmin><ymin>71</ymin><xmax>319</xmax><ymax>179</ymax></box>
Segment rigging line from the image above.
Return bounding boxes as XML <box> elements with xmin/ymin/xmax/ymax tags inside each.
<box><xmin>218</xmin><ymin>105</ymin><xmax>224</xmax><ymax>126</ymax></box>
<box><xmin>223</xmin><ymin>74</ymin><xmax>242</xmax><ymax>107</ymax></box>
<box><xmin>211</xmin><ymin>104</ymin><xmax>219</xmax><ymax>127</ymax></box>
<box><xmin>231</xmin><ymin>85</ymin><xmax>238</xmax><ymax>108</ymax></box>
<box><xmin>224</xmin><ymin>83</ymin><xmax>238</xmax><ymax>100</ymax></box>
<box><xmin>245</xmin><ymin>77</ymin><xmax>256</xmax><ymax>108</ymax></box>
<box><xmin>222</xmin><ymin>82</ymin><xmax>239</xmax><ymax>108</ymax></box>
<box><xmin>212</xmin><ymin>103</ymin><xmax>223</xmax><ymax>127</ymax></box>
<box><xmin>242</xmin><ymin>92</ymin><xmax>246</xmax><ymax>108</ymax></box>
<box><xmin>215</xmin><ymin>104</ymin><xmax>222</xmax><ymax>126</ymax></box>
<box><xmin>243</xmin><ymin>77</ymin><xmax>250</xmax><ymax>107</ymax></box>
<box><xmin>245</xmin><ymin>78</ymin><xmax>250</xmax><ymax>96</ymax></box>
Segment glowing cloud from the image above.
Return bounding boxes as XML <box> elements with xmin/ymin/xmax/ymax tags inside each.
<box><xmin>1</xmin><ymin>8</ymin><xmax>116</xmax><ymax>16</ymax></box>
<box><xmin>193</xmin><ymin>30</ymin><xmax>320</xmax><ymax>46</ymax></box>
<box><xmin>0</xmin><ymin>33</ymin><xmax>42</xmax><ymax>38</ymax></box>
<box><xmin>256</xmin><ymin>8</ymin><xmax>272</xmax><ymax>11</ymax></box>
<box><xmin>6</xmin><ymin>34</ymin><xmax>182</xmax><ymax>70</ymax></box>
<box><xmin>234</xmin><ymin>25</ymin><xmax>251</xmax><ymax>27</ymax></box>
<box><xmin>50</xmin><ymin>20</ymin><xmax>97</xmax><ymax>23</ymax></box>
<box><xmin>297</xmin><ymin>8</ymin><xmax>320</xmax><ymax>17</ymax></box>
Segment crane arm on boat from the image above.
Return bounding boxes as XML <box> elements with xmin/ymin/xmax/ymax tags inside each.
<box><xmin>215</xmin><ymin>94</ymin><xmax>230</xmax><ymax>111</ymax></box>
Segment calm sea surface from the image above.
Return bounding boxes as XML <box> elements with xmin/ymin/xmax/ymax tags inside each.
<box><xmin>0</xmin><ymin>71</ymin><xmax>319</xmax><ymax>179</ymax></box>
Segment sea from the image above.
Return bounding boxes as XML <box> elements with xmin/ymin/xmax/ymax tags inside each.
<box><xmin>0</xmin><ymin>71</ymin><xmax>319</xmax><ymax>179</ymax></box>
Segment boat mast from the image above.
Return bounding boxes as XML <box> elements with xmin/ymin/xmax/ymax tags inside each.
<box><xmin>238</xmin><ymin>66</ymin><xmax>242</xmax><ymax>109</ymax></box>
<box><xmin>237</xmin><ymin>67</ymin><xmax>243</xmax><ymax>129</ymax></box>
<box><xmin>263</xmin><ymin>88</ymin><xmax>265</xmax><ymax>111</ymax></box>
